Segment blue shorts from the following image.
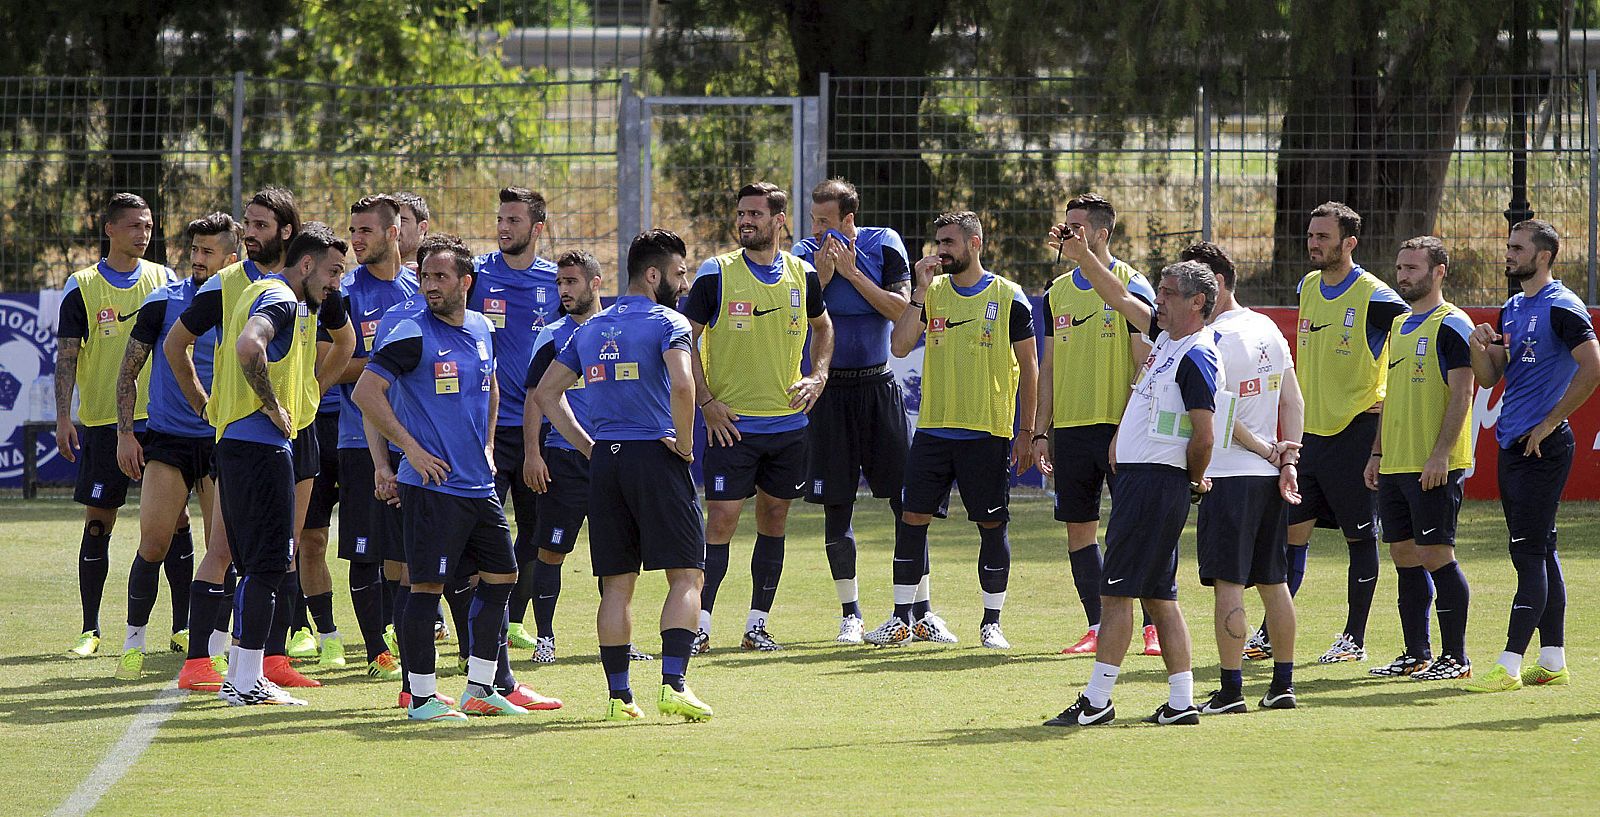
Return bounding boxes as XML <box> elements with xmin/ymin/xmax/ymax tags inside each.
<box><xmin>1051</xmin><ymin>423</ymin><xmax>1117</xmax><ymax>523</ymax></box>
<box><xmin>400</xmin><ymin>484</ymin><xmax>517</xmax><ymax>583</ymax></box>
<box><xmin>1197</xmin><ymin>475</ymin><xmax>1288</xmax><ymax>586</ymax></box>
<box><xmin>74</xmin><ymin>424</ymin><xmax>139</xmax><ymax>509</ymax></box>
<box><xmin>703</xmin><ymin>428</ymin><xmax>809</xmax><ymax>501</ymax></box>
<box><xmin>304</xmin><ymin>410</ymin><xmax>341</xmax><ymax>528</ymax></box>
<box><xmin>141</xmin><ymin>430</ymin><xmax>213</xmax><ymax>490</ymax></box>
<box><xmin>216</xmin><ymin>438</ymin><xmax>296</xmax><ymax>575</ymax></box>
<box><xmin>1499</xmin><ymin>423</ymin><xmax>1575</xmax><ymax>556</ymax></box>
<box><xmin>1287</xmin><ymin>412</ymin><xmax>1378</xmax><ymax>539</ymax></box>
<box><xmin>804</xmin><ymin>369</ymin><xmax>910</xmax><ymax>505</ymax></box>
<box><xmin>532</xmin><ymin>446</ymin><xmax>590</xmax><ymax>556</ymax></box>
<box><xmin>1102</xmin><ymin>464</ymin><xmax>1190</xmax><ymax>600</ymax></box>
<box><xmin>1378</xmin><ymin>470</ymin><xmax>1465</xmax><ymax>546</ymax></box>
<box><xmin>588</xmin><ymin>440</ymin><xmax>705</xmax><ymax>576</ymax></box>
<box><xmin>901</xmin><ymin>432</ymin><xmax>1006</xmax><ymax>523</ymax></box>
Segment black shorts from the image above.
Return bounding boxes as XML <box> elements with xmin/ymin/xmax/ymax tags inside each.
<box><xmin>74</xmin><ymin>424</ymin><xmax>139</xmax><ymax>508</ymax></box>
<box><xmin>533</xmin><ymin>446</ymin><xmax>590</xmax><ymax>556</ymax></box>
<box><xmin>588</xmin><ymin>440</ymin><xmax>705</xmax><ymax>576</ymax></box>
<box><xmin>142</xmin><ymin>430</ymin><xmax>213</xmax><ymax>490</ymax></box>
<box><xmin>1499</xmin><ymin>423</ymin><xmax>1575</xmax><ymax>556</ymax></box>
<box><xmin>804</xmin><ymin>370</ymin><xmax>910</xmax><ymax>505</ymax></box>
<box><xmin>304</xmin><ymin>410</ymin><xmax>341</xmax><ymax>529</ymax></box>
<box><xmin>400</xmin><ymin>483</ymin><xmax>518</xmax><ymax>583</ymax></box>
<box><xmin>216</xmin><ymin>439</ymin><xmax>296</xmax><ymax>574</ymax></box>
<box><xmin>1102</xmin><ymin>464</ymin><xmax>1190</xmax><ymax>600</ymax></box>
<box><xmin>336</xmin><ymin>447</ymin><xmax>401</xmax><ymax>563</ymax></box>
<box><xmin>1197</xmin><ymin>475</ymin><xmax>1288</xmax><ymax>587</ymax></box>
<box><xmin>373</xmin><ymin>448</ymin><xmax>405</xmax><ymax>565</ymax></box>
<box><xmin>703</xmin><ymin>427</ymin><xmax>809</xmax><ymax>501</ymax></box>
<box><xmin>291</xmin><ymin>422</ymin><xmax>320</xmax><ymax>484</ymax></box>
<box><xmin>1286</xmin><ymin>412</ymin><xmax>1379</xmax><ymax>539</ymax></box>
<box><xmin>1378</xmin><ymin>470</ymin><xmax>1466</xmax><ymax>546</ymax></box>
<box><xmin>1052</xmin><ymin>423</ymin><xmax>1118</xmax><ymax>523</ymax></box>
<box><xmin>901</xmin><ymin>432</ymin><xmax>1008</xmax><ymax>523</ymax></box>
<box><xmin>492</xmin><ymin>424</ymin><xmax>538</xmax><ymax>535</ymax></box>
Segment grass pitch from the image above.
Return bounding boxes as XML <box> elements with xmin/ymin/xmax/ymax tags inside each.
<box><xmin>3</xmin><ymin>497</ymin><xmax>1597</xmax><ymax>816</ymax></box>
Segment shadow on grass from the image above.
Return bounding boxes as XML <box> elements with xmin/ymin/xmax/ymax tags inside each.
<box><xmin>1377</xmin><ymin>710</ymin><xmax>1600</xmax><ymax>732</ymax></box>
<box><xmin>144</xmin><ymin>704</ymin><xmax>706</xmax><ymax>744</ymax></box>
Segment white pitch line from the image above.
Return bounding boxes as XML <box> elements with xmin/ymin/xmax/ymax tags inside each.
<box><xmin>51</xmin><ymin>682</ymin><xmax>186</xmax><ymax>817</ymax></box>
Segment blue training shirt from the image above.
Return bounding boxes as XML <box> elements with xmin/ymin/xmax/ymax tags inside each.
<box><xmin>367</xmin><ymin>306</ymin><xmax>498</xmax><ymax>498</ymax></box>
<box><xmin>130</xmin><ymin>277</ymin><xmax>216</xmax><ymax>438</ymax></box>
<box><xmin>526</xmin><ymin>315</ymin><xmax>590</xmax><ymax>451</ymax></box>
<box><xmin>219</xmin><ymin>276</ymin><xmax>306</xmax><ymax>450</ymax></box>
<box><xmin>336</xmin><ymin>265</ymin><xmax>419</xmax><ymax>449</ymax></box>
<box><xmin>470</xmin><ymin>251</ymin><xmax>560</xmax><ymax>428</ymax></box>
<box><xmin>791</xmin><ymin>226</ymin><xmax>911</xmax><ymax>369</ymax></box>
<box><xmin>553</xmin><ymin>295</ymin><xmax>693</xmax><ymax>441</ymax></box>
<box><xmin>1496</xmin><ymin>280</ymin><xmax>1598</xmax><ymax>447</ymax></box>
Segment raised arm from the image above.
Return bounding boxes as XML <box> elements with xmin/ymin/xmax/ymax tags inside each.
<box><xmin>1051</xmin><ymin>225</ymin><xmax>1152</xmax><ymax>335</ymax></box>
<box><xmin>892</xmin><ymin>255</ymin><xmax>940</xmax><ymax>358</ymax></box>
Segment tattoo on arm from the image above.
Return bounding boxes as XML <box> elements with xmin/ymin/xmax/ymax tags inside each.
<box><xmin>116</xmin><ymin>339</ymin><xmax>152</xmax><ymax>433</ymax></box>
<box><xmin>55</xmin><ymin>338</ymin><xmax>80</xmax><ymax>418</ymax></box>
<box><xmin>241</xmin><ymin>352</ymin><xmax>280</xmax><ymax>411</ymax></box>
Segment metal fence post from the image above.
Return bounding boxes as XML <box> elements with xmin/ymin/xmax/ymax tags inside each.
<box><xmin>1200</xmin><ymin>83</ymin><xmax>1213</xmax><ymax>243</ymax></box>
<box><xmin>800</xmin><ymin>96</ymin><xmax>823</xmax><ymax>228</ymax></box>
<box><xmin>1588</xmin><ymin>69</ymin><xmax>1598</xmax><ymax>304</ymax></box>
<box><xmin>230</xmin><ymin>71</ymin><xmax>245</xmax><ymax>220</ymax></box>
<box><xmin>818</xmin><ymin>72</ymin><xmax>830</xmax><ymax>176</ymax></box>
<box><xmin>617</xmin><ymin>73</ymin><xmax>642</xmax><ymax>295</ymax></box>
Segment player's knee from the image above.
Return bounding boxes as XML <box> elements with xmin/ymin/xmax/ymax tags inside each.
<box><xmin>901</xmin><ymin>511</ymin><xmax>933</xmax><ymax>527</ymax></box>
<box><xmin>536</xmin><ymin>549</ymin><xmax>566</xmax><ymax>566</ymax></box>
<box><xmin>85</xmin><ymin>519</ymin><xmax>109</xmax><ymax>538</ymax></box>
<box><xmin>976</xmin><ymin>520</ymin><xmax>1003</xmax><ymax>530</ymax></box>
<box><xmin>137</xmin><ymin>539</ymin><xmax>171</xmax><ymax>562</ymax></box>
<box><xmin>410</xmin><ymin>581</ymin><xmax>445</xmax><ymax>595</ymax></box>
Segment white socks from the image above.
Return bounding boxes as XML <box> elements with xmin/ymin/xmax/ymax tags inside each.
<box><xmin>834</xmin><ymin>578</ymin><xmax>858</xmax><ymax>607</ymax></box>
<box><xmin>467</xmin><ymin>656</ymin><xmax>496</xmax><ymax>687</ymax></box>
<box><xmin>409</xmin><ymin>672</ymin><xmax>437</xmax><ymax>699</ymax></box>
<box><xmin>124</xmin><ymin>625</ymin><xmax>146</xmax><ymax>652</ymax></box>
<box><xmin>1085</xmin><ymin>661</ymin><xmax>1120</xmax><ymax>707</ymax></box>
<box><xmin>234</xmin><ymin>647</ymin><xmax>264</xmax><ymax>689</ymax></box>
<box><xmin>696</xmin><ymin>610</ymin><xmax>712</xmax><ymax>634</ymax></box>
<box><xmin>981</xmin><ymin>591</ymin><xmax>1007</xmax><ymax>611</ymax></box>
<box><xmin>1539</xmin><ymin>646</ymin><xmax>1566</xmax><ymax>671</ymax></box>
<box><xmin>1497</xmin><ymin>651</ymin><xmax>1522</xmax><ymax>676</ymax></box>
<box><xmin>745</xmin><ymin>610</ymin><xmax>767</xmax><ymax>632</ymax></box>
<box><xmin>914</xmin><ymin>575</ymin><xmax>931</xmax><ymax>604</ymax></box>
<box><xmin>209</xmin><ymin>629</ymin><xmax>230</xmax><ymax>657</ymax></box>
<box><xmin>1168</xmin><ymin>670</ymin><xmax>1194</xmax><ymax>710</ymax></box>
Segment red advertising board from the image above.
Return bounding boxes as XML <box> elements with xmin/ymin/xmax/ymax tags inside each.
<box><xmin>1257</xmin><ymin>307</ymin><xmax>1600</xmax><ymax>500</ymax></box>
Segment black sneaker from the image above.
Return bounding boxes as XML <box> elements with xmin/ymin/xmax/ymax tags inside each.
<box><xmin>1411</xmin><ymin>653</ymin><xmax>1471</xmax><ymax>681</ymax></box>
<box><xmin>1260</xmin><ymin>685</ymin><xmax>1297</xmax><ymax>709</ymax></box>
<box><xmin>1143</xmin><ymin>702</ymin><xmax>1200</xmax><ymax>725</ymax></box>
<box><xmin>1043</xmin><ymin>694</ymin><xmax>1115</xmax><ymax>727</ymax></box>
<box><xmin>1368</xmin><ymin>652</ymin><xmax>1432</xmax><ymax>677</ymax></box>
<box><xmin>1199</xmin><ymin>688</ymin><xmax>1247</xmax><ymax>715</ymax></box>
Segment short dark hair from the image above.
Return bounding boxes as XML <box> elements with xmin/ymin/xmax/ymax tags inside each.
<box><xmin>499</xmin><ymin>187</ymin><xmax>547</xmax><ymax>223</ymax></box>
<box><xmin>557</xmin><ymin>249</ymin><xmax>602</xmax><ymax>279</ymax></box>
<box><xmin>283</xmin><ymin>221</ymin><xmax>348</xmax><ymax>269</ymax></box>
<box><xmin>1310</xmin><ymin>201</ymin><xmax>1362</xmax><ymax>240</ymax></box>
<box><xmin>350</xmin><ymin>193</ymin><xmax>401</xmax><ymax>226</ymax></box>
<box><xmin>1161</xmin><ymin>260</ymin><xmax>1219</xmax><ymax>319</ymax></box>
<box><xmin>626</xmin><ymin>229</ymin><xmax>688</xmax><ymax>282</ymax></box>
<box><xmin>1179</xmin><ymin>241</ymin><xmax>1236</xmax><ymax>289</ymax></box>
<box><xmin>1065</xmin><ymin>192</ymin><xmax>1116</xmax><ymax>234</ymax></box>
<box><xmin>932</xmin><ymin>210</ymin><xmax>983</xmax><ymax>241</ymax></box>
<box><xmin>248</xmin><ymin>186</ymin><xmax>301</xmax><ymax>239</ymax></box>
<box><xmin>184</xmin><ymin>212</ymin><xmax>240</xmax><ymax>250</ymax></box>
<box><xmin>392</xmin><ymin>191</ymin><xmax>431</xmax><ymax>223</ymax></box>
<box><xmin>810</xmin><ymin>178</ymin><xmax>859</xmax><ymax>217</ymax></box>
<box><xmin>1511</xmin><ymin>219</ymin><xmax>1560</xmax><ymax>262</ymax></box>
<box><xmin>416</xmin><ymin>233</ymin><xmax>474</xmax><ymax>279</ymax></box>
<box><xmin>1398</xmin><ymin>235</ymin><xmax>1450</xmax><ymax>270</ymax></box>
<box><xmin>104</xmin><ymin>192</ymin><xmax>149</xmax><ymax>225</ymax></box>
<box><xmin>737</xmin><ymin>182</ymin><xmax>788</xmax><ymax>215</ymax></box>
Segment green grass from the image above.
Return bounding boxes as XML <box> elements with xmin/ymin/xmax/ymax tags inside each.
<box><xmin>3</xmin><ymin>497</ymin><xmax>1598</xmax><ymax>816</ymax></box>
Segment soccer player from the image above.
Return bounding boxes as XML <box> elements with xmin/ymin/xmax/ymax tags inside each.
<box><xmin>874</xmin><ymin>210</ymin><xmax>1037</xmax><ymax>649</ymax></box>
<box><xmin>683</xmin><ymin>181</ymin><xmax>834</xmax><ymax>652</ymax></box>
<box><xmin>472</xmin><ymin>186</ymin><xmax>559</xmax><ymax>652</ymax></box>
<box><xmin>326</xmin><ymin>194</ymin><xmax>417</xmax><ymax>678</ymax></box>
<box><xmin>1463</xmin><ymin>220</ymin><xmax>1600</xmax><ymax>693</ymax></box>
<box><xmin>393</xmin><ymin>191</ymin><xmax>430</xmax><ymax>271</ymax></box>
<box><xmin>519</xmin><ymin>251</ymin><xmax>604</xmax><ymax>663</ymax></box>
<box><xmin>1179</xmin><ymin>242</ymin><xmax>1304</xmax><ymax>712</ymax></box>
<box><xmin>532</xmin><ymin>228</ymin><xmax>713</xmax><ymax>722</ymax></box>
<box><xmin>56</xmin><ymin>193</ymin><xmax>174</xmax><ymax>657</ymax></box>
<box><xmin>111</xmin><ymin>213</ymin><xmax>238</xmax><ymax>679</ymax></box>
<box><xmin>789</xmin><ymin>178</ymin><xmax>912</xmax><ymax>645</ymax></box>
<box><xmin>355</xmin><ymin>233</ymin><xmax>539</xmax><ymax>722</ymax></box>
<box><xmin>1280</xmin><ymin>202</ymin><xmax>1408</xmax><ymax>665</ymax></box>
<box><xmin>1362</xmin><ymin>236</ymin><xmax>1476</xmax><ymax>683</ymax></box>
<box><xmin>1045</xmin><ymin>259</ymin><xmax>1223</xmax><ymax>727</ymax></box>
<box><xmin>212</xmin><ymin>222</ymin><xmax>346</xmax><ymax>706</ymax></box>
<box><xmin>1031</xmin><ymin>193</ymin><xmax>1163</xmax><ymax>657</ymax></box>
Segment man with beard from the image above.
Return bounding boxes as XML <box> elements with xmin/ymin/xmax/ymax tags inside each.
<box><xmin>682</xmin><ymin>182</ymin><xmax>834</xmax><ymax>652</ymax></box>
<box><xmin>1363</xmin><ymin>236</ymin><xmax>1476</xmax><ymax>684</ymax></box>
<box><xmin>57</xmin><ymin>193</ymin><xmax>175</xmax><ymax>658</ymax></box>
<box><xmin>471</xmin><ymin>186</ymin><xmax>558</xmax><ymax>652</ymax></box>
<box><xmin>1463</xmin><ymin>220</ymin><xmax>1600</xmax><ymax>693</ymax></box>
<box><xmin>875</xmin><ymin>210</ymin><xmax>1036</xmax><ymax>649</ymax></box>
<box><xmin>394</xmin><ymin>191</ymin><xmax>430</xmax><ymax>271</ymax></box>
<box><xmin>531</xmin><ymin>229</ymin><xmax>712</xmax><ymax>722</ymax></box>
<box><xmin>1273</xmin><ymin>202</ymin><xmax>1408</xmax><ymax>666</ymax></box>
<box><xmin>111</xmin><ymin>213</ymin><xmax>237</xmax><ymax>679</ymax></box>
<box><xmin>165</xmin><ymin>188</ymin><xmax>354</xmax><ymax>691</ymax></box>
<box><xmin>213</xmin><ymin>223</ymin><xmax>347</xmax><ymax>706</ymax></box>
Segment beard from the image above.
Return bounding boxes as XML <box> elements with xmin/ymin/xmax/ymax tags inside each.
<box><xmin>738</xmin><ymin>225</ymin><xmax>775</xmax><ymax>252</ymax></box>
<box><xmin>653</xmin><ymin>276</ymin><xmax>679</xmax><ymax>306</ymax></box>
<box><xmin>1314</xmin><ymin>245</ymin><xmax>1347</xmax><ymax>270</ymax></box>
<box><xmin>938</xmin><ymin>252</ymin><xmax>968</xmax><ymax>275</ymax></box>
<box><xmin>567</xmin><ymin>292</ymin><xmax>596</xmax><ymax>315</ymax></box>
<box><xmin>358</xmin><ymin>242</ymin><xmax>391</xmax><ymax>267</ymax></box>
<box><xmin>427</xmin><ymin>292</ymin><xmax>464</xmax><ymax>316</ymax></box>
<box><xmin>1505</xmin><ymin>260</ymin><xmax>1539</xmax><ymax>281</ymax></box>
<box><xmin>248</xmin><ymin>234</ymin><xmax>284</xmax><ymax>266</ymax></box>
<box><xmin>500</xmin><ymin>230</ymin><xmax>532</xmax><ymax>257</ymax></box>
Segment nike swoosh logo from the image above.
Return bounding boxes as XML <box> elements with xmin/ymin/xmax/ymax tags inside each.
<box><xmin>489</xmin><ymin>286</ymin><xmax>506</xmax><ymax>293</ymax></box>
<box><xmin>1436</xmin><ymin>609</ymin><xmax>1452</xmax><ymax>613</ymax></box>
<box><xmin>893</xmin><ymin>557</ymin><xmax>914</xmax><ymax>562</ymax></box>
<box><xmin>1079</xmin><ymin>709</ymin><xmax>1109</xmax><ymax>725</ymax></box>
<box><xmin>1421</xmin><ymin>528</ymin><xmax>1436</xmax><ymax>535</ymax></box>
<box><xmin>982</xmin><ymin>566</ymin><xmax>1005</xmax><ymax>572</ymax></box>
<box><xmin>753</xmin><ymin>306</ymin><xmax>781</xmax><ymax>316</ymax></box>
<box><xmin>1357</xmin><ymin>522</ymin><xmax>1372</xmax><ymax>530</ymax></box>
<box><xmin>1511</xmin><ymin>537</ymin><xmax>1526</xmax><ymax>542</ymax></box>
<box><xmin>1106</xmin><ymin>578</ymin><xmax>1124</xmax><ymax>585</ymax></box>
<box><xmin>761</xmin><ymin>584</ymin><xmax>779</xmax><ymax>591</ymax></box>
<box><xmin>116</xmin><ymin>311</ymin><xmax>137</xmax><ymax>322</ymax></box>
<box><xmin>80</xmin><ymin>556</ymin><xmax>103</xmax><ymax>562</ymax></box>
<box><xmin>795</xmin><ymin>482</ymin><xmax>807</xmax><ymax>491</ymax></box>
<box><xmin>1389</xmin><ymin>359</ymin><xmax>1403</xmax><ymax>369</ymax></box>
<box><xmin>1357</xmin><ymin>576</ymin><xmax>1376</xmax><ymax>583</ymax></box>
<box><xmin>1513</xmin><ymin>605</ymin><xmax>1533</xmax><ymax>610</ymax></box>
<box><xmin>1306</xmin><ymin>323</ymin><xmax>1330</xmax><ymax>332</ymax></box>
<box><xmin>1070</xmin><ymin>313</ymin><xmax>1095</xmax><ymax>327</ymax></box>
<box><xmin>437</xmin><ymin>350</ymin><xmax>451</xmax><ymax>356</ymax></box>
<box><xmin>537</xmin><ymin>594</ymin><xmax>557</xmax><ymax>600</ymax></box>
<box><xmin>986</xmin><ymin>505</ymin><xmax>1004</xmax><ymax>514</ymax></box>
<box><xmin>364</xmin><ymin>307</ymin><xmax>380</xmax><ymax>316</ymax></box>
<box><xmin>947</xmin><ymin>319</ymin><xmax>974</xmax><ymax>328</ymax></box>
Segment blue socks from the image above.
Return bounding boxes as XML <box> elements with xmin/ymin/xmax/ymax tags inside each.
<box><xmin>749</xmin><ymin>533</ymin><xmax>785</xmax><ymax>615</ymax></box>
<box><xmin>977</xmin><ymin>524</ymin><xmax>1010</xmax><ymax>625</ymax></box>
<box><xmin>1344</xmin><ymin>536</ymin><xmax>1380</xmax><ymax>646</ymax></box>
<box><xmin>661</xmin><ymin>628</ymin><xmax>694</xmax><ymax>691</ymax></box>
<box><xmin>701</xmin><ymin>543</ymin><xmax>730</xmax><ymax>616</ymax></box>
<box><xmin>1395</xmin><ymin>565</ymin><xmax>1434</xmax><ymax>659</ymax></box>
<box><xmin>126</xmin><ymin>554</ymin><xmax>163</xmax><ymax>629</ymax></box>
<box><xmin>532</xmin><ymin>559</ymin><xmax>562</xmax><ymax>638</ymax></box>
<box><xmin>1068</xmin><ymin>544</ymin><xmax>1102</xmax><ymax>627</ymax></box>
<box><xmin>1430</xmin><ymin>561</ymin><xmax>1470</xmax><ymax>661</ymax></box>
<box><xmin>164</xmin><ymin>527</ymin><xmax>194</xmax><ymax>633</ymax></box>
<box><xmin>600</xmin><ymin>644</ymin><xmax>632</xmax><ymax>702</ymax></box>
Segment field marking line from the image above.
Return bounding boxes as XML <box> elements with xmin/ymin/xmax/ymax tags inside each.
<box><xmin>51</xmin><ymin>681</ymin><xmax>185</xmax><ymax>817</ymax></box>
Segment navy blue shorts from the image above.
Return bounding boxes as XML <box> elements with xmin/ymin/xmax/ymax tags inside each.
<box><xmin>1102</xmin><ymin>464</ymin><xmax>1190</xmax><ymax>600</ymax></box>
<box><xmin>372</xmin><ymin>448</ymin><xmax>406</xmax><ymax>565</ymax></box>
<box><xmin>1286</xmin><ymin>412</ymin><xmax>1379</xmax><ymax>539</ymax></box>
<box><xmin>492</xmin><ymin>423</ymin><xmax>539</xmax><ymax>537</ymax></box>
<box><xmin>1378</xmin><ymin>470</ymin><xmax>1466</xmax><ymax>546</ymax></box>
<box><xmin>141</xmin><ymin>430</ymin><xmax>213</xmax><ymax>490</ymax></box>
<box><xmin>216</xmin><ymin>439</ymin><xmax>296</xmax><ymax>575</ymax></box>
<box><xmin>703</xmin><ymin>428</ymin><xmax>809</xmax><ymax>501</ymax></box>
<box><xmin>304</xmin><ymin>410</ymin><xmax>340</xmax><ymax>529</ymax></box>
<box><xmin>901</xmin><ymin>431</ymin><xmax>1007</xmax><ymax>523</ymax></box>
<box><xmin>74</xmin><ymin>424</ymin><xmax>139</xmax><ymax>509</ymax></box>
<box><xmin>400</xmin><ymin>483</ymin><xmax>517</xmax><ymax>583</ymax></box>
<box><xmin>804</xmin><ymin>370</ymin><xmax>910</xmax><ymax>505</ymax></box>
<box><xmin>336</xmin><ymin>447</ymin><xmax>400</xmax><ymax>563</ymax></box>
<box><xmin>532</xmin><ymin>446</ymin><xmax>589</xmax><ymax>556</ymax></box>
<box><xmin>1499</xmin><ymin>423</ymin><xmax>1575</xmax><ymax>556</ymax></box>
<box><xmin>1051</xmin><ymin>423</ymin><xmax>1118</xmax><ymax>523</ymax></box>
<box><xmin>588</xmin><ymin>440</ymin><xmax>705</xmax><ymax>576</ymax></box>
<box><xmin>1197</xmin><ymin>475</ymin><xmax>1288</xmax><ymax>586</ymax></box>
<box><xmin>291</xmin><ymin>421</ymin><xmax>320</xmax><ymax>484</ymax></box>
